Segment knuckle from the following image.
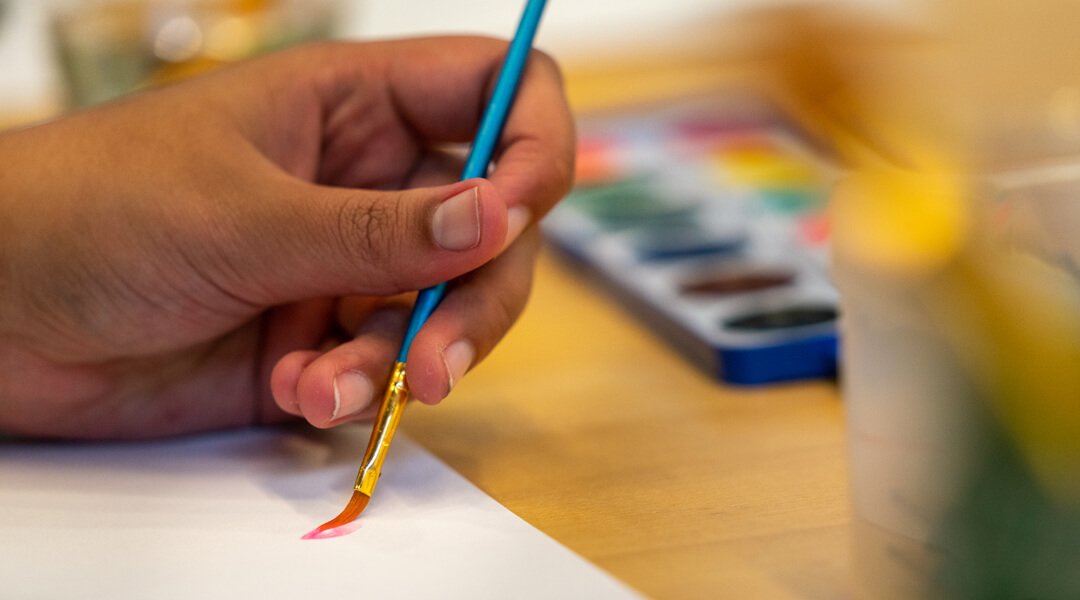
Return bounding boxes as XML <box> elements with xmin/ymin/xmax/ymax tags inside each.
<box><xmin>333</xmin><ymin>193</ymin><xmax>407</xmax><ymax>280</ymax></box>
<box><xmin>552</xmin><ymin>146</ymin><xmax>577</xmax><ymax>199</ymax></box>
<box><xmin>530</xmin><ymin>48</ymin><xmax>562</xmax><ymax>80</ymax></box>
<box><xmin>489</xmin><ymin>290</ymin><xmax>526</xmax><ymax>340</ymax></box>
<box><xmin>517</xmin><ymin>227</ymin><xmax>544</xmax><ymax>257</ymax></box>
<box><xmin>530</xmin><ymin>149</ymin><xmax>576</xmax><ymax>211</ymax></box>
<box><xmin>482</xmin><ymin>275</ymin><xmax>530</xmax><ymax>333</ymax></box>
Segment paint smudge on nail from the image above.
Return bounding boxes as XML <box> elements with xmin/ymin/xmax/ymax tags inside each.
<box><xmin>301</xmin><ymin>521</ymin><xmax>362</xmax><ymax>540</ymax></box>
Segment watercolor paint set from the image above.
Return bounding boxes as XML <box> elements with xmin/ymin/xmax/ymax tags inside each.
<box><xmin>541</xmin><ymin>95</ymin><xmax>840</xmax><ymax>385</ymax></box>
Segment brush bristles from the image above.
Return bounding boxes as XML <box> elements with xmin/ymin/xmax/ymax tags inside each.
<box><xmin>316</xmin><ymin>490</ymin><xmax>370</xmax><ymax>533</ymax></box>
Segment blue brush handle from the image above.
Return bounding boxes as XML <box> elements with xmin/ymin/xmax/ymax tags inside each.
<box><xmin>396</xmin><ymin>0</ymin><xmax>548</xmax><ymax>363</ymax></box>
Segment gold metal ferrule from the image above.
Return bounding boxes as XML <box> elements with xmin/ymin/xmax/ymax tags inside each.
<box><xmin>353</xmin><ymin>361</ymin><xmax>409</xmax><ymax>496</ymax></box>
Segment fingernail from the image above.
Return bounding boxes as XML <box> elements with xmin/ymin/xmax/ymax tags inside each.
<box><xmin>501</xmin><ymin>205</ymin><xmax>531</xmax><ymax>251</ymax></box>
<box><xmin>432</xmin><ymin>187</ymin><xmax>481</xmax><ymax>251</ymax></box>
<box><xmin>332</xmin><ymin>370</ymin><xmax>373</xmax><ymax>420</ymax></box>
<box><xmin>441</xmin><ymin>340</ymin><xmax>475</xmax><ymax>396</ymax></box>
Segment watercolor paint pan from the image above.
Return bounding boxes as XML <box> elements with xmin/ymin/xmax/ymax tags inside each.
<box><xmin>542</xmin><ymin>95</ymin><xmax>839</xmax><ymax>385</ymax></box>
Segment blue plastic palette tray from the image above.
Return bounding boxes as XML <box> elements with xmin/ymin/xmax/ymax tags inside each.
<box><xmin>541</xmin><ymin>96</ymin><xmax>840</xmax><ymax>385</ymax></box>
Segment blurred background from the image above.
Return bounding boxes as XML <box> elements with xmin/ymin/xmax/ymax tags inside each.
<box><xmin>0</xmin><ymin>0</ymin><xmax>910</xmax><ymax>126</ymax></box>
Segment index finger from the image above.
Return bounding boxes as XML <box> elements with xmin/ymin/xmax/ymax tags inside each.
<box><xmin>375</xmin><ymin>37</ymin><xmax>576</xmax><ymax>219</ymax></box>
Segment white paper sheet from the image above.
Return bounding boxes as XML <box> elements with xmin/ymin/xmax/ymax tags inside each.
<box><xmin>0</xmin><ymin>425</ymin><xmax>643</xmax><ymax>599</ymax></box>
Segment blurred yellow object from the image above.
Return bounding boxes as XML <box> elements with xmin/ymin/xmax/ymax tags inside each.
<box><xmin>719</xmin><ymin>149</ymin><xmax>821</xmax><ymax>186</ymax></box>
<box><xmin>930</xmin><ymin>248</ymin><xmax>1080</xmax><ymax>505</ymax></box>
<box><xmin>831</xmin><ymin>163</ymin><xmax>969</xmax><ymax>278</ymax></box>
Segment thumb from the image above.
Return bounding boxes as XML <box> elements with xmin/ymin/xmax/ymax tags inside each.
<box><xmin>229</xmin><ymin>177</ymin><xmax>507</xmax><ymax>304</ymax></box>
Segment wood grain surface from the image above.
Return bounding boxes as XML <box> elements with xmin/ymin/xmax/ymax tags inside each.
<box><xmin>402</xmin><ymin>250</ymin><xmax>853</xmax><ymax>600</ymax></box>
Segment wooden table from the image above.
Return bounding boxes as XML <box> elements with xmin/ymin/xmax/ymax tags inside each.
<box><xmin>402</xmin><ymin>250</ymin><xmax>852</xmax><ymax>600</ymax></box>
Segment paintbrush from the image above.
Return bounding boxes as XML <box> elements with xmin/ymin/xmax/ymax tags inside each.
<box><xmin>311</xmin><ymin>0</ymin><xmax>549</xmax><ymax>535</ymax></box>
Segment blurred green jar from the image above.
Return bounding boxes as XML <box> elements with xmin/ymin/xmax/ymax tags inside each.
<box><xmin>52</xmin><ymin>0</ymin><xmax>339</xmax><ymax>108</ymax></box>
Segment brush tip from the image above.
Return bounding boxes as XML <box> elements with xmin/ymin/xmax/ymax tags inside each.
<box><xmin>315</xmin><ymin>490</ymin><xmax>370</xmax><ymax>533</ymax></box>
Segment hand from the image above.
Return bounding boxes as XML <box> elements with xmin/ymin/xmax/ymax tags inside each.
<box><xmin>0</xmin><ymin>38</ymin><xmax>575</xmax><ymax>439</ymax></box>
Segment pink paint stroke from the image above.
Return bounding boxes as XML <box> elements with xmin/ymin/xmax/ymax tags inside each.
<box><xmin>301</xmin><ymin>522</ymin><xmax>362</xmax><ymax>540</ymax></box>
